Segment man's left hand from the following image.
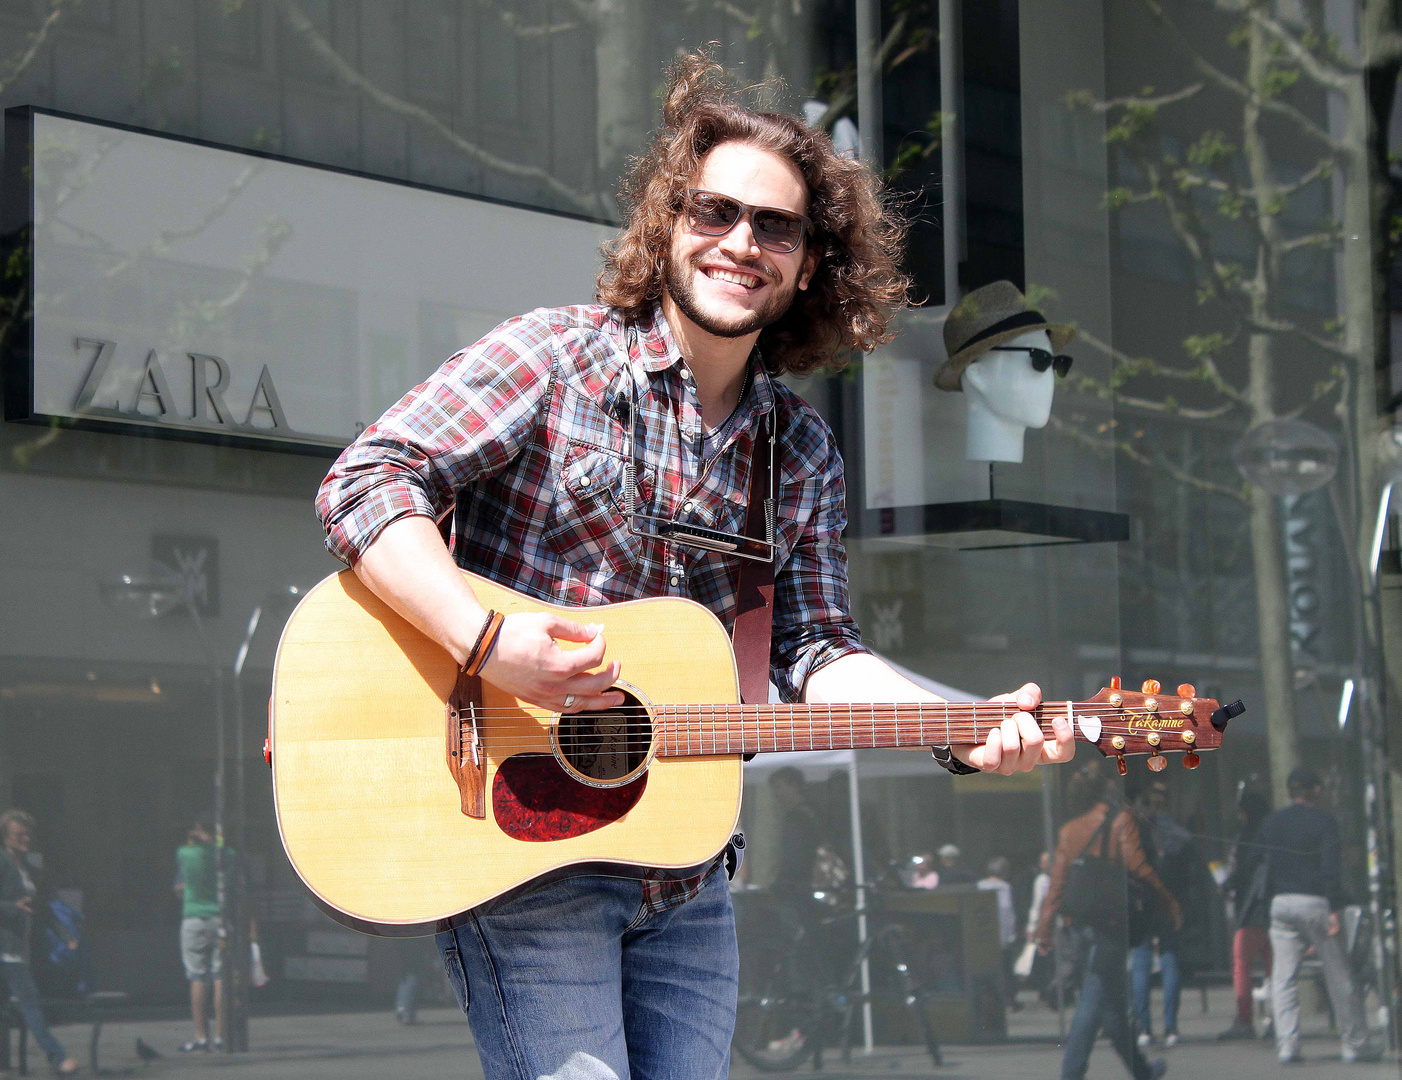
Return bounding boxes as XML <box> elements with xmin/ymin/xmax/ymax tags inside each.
<box><xmin>952</xmin><ymin>683</ymin><xmax>1074</xmax><ymax>774</ymax></box>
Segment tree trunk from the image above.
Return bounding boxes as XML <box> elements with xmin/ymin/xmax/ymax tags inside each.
<box><xmin>1243</xmin><ymin>18</ymin><xmax>1302</xmax><ymax>807</ymax></box>
<box><xmin>593</xmin><ymin>0</ymin><xmax>652</xmax><ymax>218</ymax></box>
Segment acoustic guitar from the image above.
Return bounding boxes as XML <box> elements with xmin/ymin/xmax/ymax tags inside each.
<box><xmin>268</xmin><ymin>569</ymin><xmax>1242</xmax><ymax>935</ymax></box>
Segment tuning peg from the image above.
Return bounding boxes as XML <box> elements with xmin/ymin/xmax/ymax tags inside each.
<box><xmin>1147</xmin><ymin>753</ymin><xmax>1167</xmax><ymax>773</ymax></box>
<box><xmin>1177</xmin><ymin>683</ymin><xmax>1196</xmax><ymax>699</ymax></box>
<box><xmin>1141</xmin><ymin>679</ymin><xmax>1161</xmax><ymax>695</ymax></box>
<box><xmin>1183</xmin><ymin>752</ymin><xmax>1201</xmax><ymax>770</ymax></box>
<box><xmin>1116</xmin><ymin>756</ymin><xmax>1128</xmax><ymax>776</ymax></box>
<box><xmin>1110</xmin><ymin>676</ymin><xmax>1121</xmax><ymax>690</ymax></box>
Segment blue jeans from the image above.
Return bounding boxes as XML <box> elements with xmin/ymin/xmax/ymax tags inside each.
<box><xmin>437</xmin><ymin>867</ymin><xmax>738</xmax><ymax>1080</ymax></box>
<box><xmin>1061</xmin><ymin>930</ymin><xmax>1153</xmax><ymax>1080</ymax></box>
<box><xmin>1130</xmin><ymin>936</ymin><xmax>1180</xmax><ymax>1036</ymax></box>
<box><xmin>1</xmin><ymin>961</ymin><xmax>68</xmax><ymax>1068</ymax></box>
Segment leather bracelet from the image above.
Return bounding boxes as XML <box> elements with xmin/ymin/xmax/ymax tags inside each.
<box><xmin>462</xmin><ymin>609</ymin><xmax>497</xmax><ymax>674</ymax></box>
<box><xmin>465</xmin><ymin>611</ymin><xmax>506</xmax><ymax>677</ymax></box>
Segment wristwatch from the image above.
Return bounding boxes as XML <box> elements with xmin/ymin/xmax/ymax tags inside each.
<box><xmin>930</xmin><ymin>745</ymin><xmax>980</xmax><ymax>775</ymax></box>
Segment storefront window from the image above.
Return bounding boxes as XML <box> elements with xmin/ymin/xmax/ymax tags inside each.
<box><xmin>2</xmin><ymin>1</ymin><xmax>1400</xmax><ymax>1075</ymax></box>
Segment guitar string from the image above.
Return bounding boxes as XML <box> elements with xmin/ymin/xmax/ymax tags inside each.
<box><xmin>428</xmin><ymin>717</ymin><xmax>1210</xmax><ymax>755</ymax></box>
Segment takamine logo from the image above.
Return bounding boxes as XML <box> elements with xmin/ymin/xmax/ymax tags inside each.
<box><xmin>68</xmin><ymin>337</ymin><xmax>294</xmax><ymax>435</ymax></box>
<box><xmin>1126</xmin><ymin>712</ymin><xmax>1179</xmax><ymax>733</ymax></box>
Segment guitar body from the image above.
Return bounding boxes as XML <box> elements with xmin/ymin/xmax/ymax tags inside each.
<box><xmin>271</xmin><ymin>569</ymin><xmax>744</xmax><ymax>936</ymax></box>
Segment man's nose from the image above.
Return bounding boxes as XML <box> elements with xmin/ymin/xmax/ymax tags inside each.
<box><xmin>716</xmin><ymin>215</ymin><xmax>760</xmax><ymax>259</ymax></box>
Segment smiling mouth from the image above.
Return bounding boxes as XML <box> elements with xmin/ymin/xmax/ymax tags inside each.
<box><xmin>701</xmin><ymin>266</ymin><xmax>765</xmax><ymax>290</ymax></box>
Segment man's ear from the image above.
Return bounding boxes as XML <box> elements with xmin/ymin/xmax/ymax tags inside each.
<box><xmin>798</xmin><ymin>249</ymin><xmax>819</xmax><ymax>290</ymax></box>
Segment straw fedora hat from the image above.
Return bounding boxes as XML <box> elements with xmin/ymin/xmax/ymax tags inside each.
<box><xmin>935</xmin><ymin>281</ymin><xmax>1075</xmax><ymax>392</ymax></box>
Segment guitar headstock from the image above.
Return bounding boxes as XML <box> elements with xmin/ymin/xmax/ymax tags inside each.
<box><xmin>1073</xmin><ymin>678</ymin><xmax>1245</xmax><ymax>775</ymax></box>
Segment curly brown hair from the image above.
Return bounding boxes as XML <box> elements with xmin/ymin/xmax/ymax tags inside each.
<box><xmin>596</xmin><ymin>50</ymin><xmax>911</xmax><ymax>377</ymax></box>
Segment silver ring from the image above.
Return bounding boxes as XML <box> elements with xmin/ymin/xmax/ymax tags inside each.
<box><xmin>563</xmin><ymin>694</ymin><xmax>577</xmax><ymax>709</ymax></box>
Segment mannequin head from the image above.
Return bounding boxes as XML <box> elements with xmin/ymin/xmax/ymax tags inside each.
<box><xmin>961</xmin><ymin>328</ymin><xmax>1056</xmax><ymax>463</ymax></box>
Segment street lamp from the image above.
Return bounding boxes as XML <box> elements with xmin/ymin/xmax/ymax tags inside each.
<box><xmin>100</xmin><ymin>567</ymin><xmax>302</xmax><ymax>1054</ymax></box>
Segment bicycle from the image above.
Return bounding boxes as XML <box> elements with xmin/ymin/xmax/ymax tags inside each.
<box><xmin>732</xmin><ymin>887</ymin><xmax>943</xmax><ymax>1072</ymax></box>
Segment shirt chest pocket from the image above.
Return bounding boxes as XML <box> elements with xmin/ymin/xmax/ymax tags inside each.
<box><xmin>541</xmin><ymin>443</ymin><xmax>653</xmax><ymax>573</ymax></box>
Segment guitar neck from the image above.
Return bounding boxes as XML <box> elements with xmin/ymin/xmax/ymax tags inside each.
<box><xmin>654</xmin><ymin>701</ymin><xmax>1076</xmax><ymax>757</ymax></box>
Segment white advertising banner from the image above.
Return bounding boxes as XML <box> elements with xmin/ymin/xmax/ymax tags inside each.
<box><xmin>6</xmin><ymin>108</ymin><xmax>615</xmax><ymax>450</ymax></box>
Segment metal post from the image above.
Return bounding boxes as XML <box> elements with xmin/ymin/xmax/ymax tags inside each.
<box><xmin>855</xmin><ymin>1</ymin><xmax>882</xmax><ymax>170</ymax></box>
<box><xmin>846</xmin><ymin>756</ymin><xmax>873</xmax><ymax>1054</ymax></box>
<box><xmin>852</xmin><ymin>4</ymin><xmax>879</xmax><ymax>1051</ymax></box>
<box><xmin>1365</xmin><ymin>481</ymin><xmax>1400</xmax><ymax>1042</ymax></box>
<box><xmin>1040</xmin><ymin>765</ymin><xmax>1066</xmax><ymax>1038</ymax></box>
<box><xmin>227</xmin><ymin>605</ymin><xmax>260</xmax><ymax>1054</ymax></box>
<box><xmin>938</xmin><ymin>0</ymin><xmax>964</xmax><ymax>306</ymax></box>
<box><xmin>186</xmin><ymin>605</ymin><xmax>237</xmax><ymax>1053</ymax></box>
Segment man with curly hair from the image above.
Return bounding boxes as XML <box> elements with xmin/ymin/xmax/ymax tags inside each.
<box><xmin>317</xmin><ymin>49</ymin><xmax>1072</xmax><ymax>1080</ymax></box>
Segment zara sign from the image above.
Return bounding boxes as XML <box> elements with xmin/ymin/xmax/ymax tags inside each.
<box><xmin>3</xmin><ymin>107</ymin><xmax>613</xmax><ymax>451</ymax></box>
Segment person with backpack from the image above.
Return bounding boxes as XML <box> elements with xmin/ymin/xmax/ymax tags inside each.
<box><xmin>1129</xmin><ymin>781</ymin><xmax>1193</xmax><ymax>1048</ymax></box>
<box><xmin>1217</xmin><ymin>790</ymin><xmax>1272</xmax><ymax>1041</ymax></box>
<box><xmin>1036</xmin><ymin>765</ymin><xmax>1180</xmax><ymax>1080</ymax></box>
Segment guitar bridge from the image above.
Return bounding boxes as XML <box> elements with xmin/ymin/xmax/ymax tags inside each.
<box><xmin>447</xmin><ymin>670</ymin><xmax>486</xmax><ymax>818</ymax></box>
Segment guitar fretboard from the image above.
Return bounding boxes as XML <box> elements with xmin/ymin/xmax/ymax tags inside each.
<box><xmin>653</xmin><ymin>702</ymin><xmax>1077</xmax><ymax>756</ymax></box>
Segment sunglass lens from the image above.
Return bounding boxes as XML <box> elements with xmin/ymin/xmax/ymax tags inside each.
<box><xmin>689</xmin><ymin>194</ymin><xmax>740</xmax><ymax>234</ymax></box>
<box><xmin>1053</xmin><ymin>355</ymin><xmax>1073</xmax><ymax>377</ymax></box>
<box><xmin>1027</xmin><ymin>349</ymin><xmax>1053</xmax><ymax>373</ymax></box>
<box><xmin>752</xmin><ymin>210</ymin><xmax>804</xmax><ymax>252</ymax></box>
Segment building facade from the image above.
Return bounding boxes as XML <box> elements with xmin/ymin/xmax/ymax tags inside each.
<box><xmin>1</xmin><ymin>0</ymin><xmax>1398</xmax><ymax>1074</ymax></box>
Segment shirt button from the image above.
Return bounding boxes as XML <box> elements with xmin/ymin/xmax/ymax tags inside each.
<box><xmin>669</xmin><ymin>575</ymin><xmax>680</xmax><ymax>586</ymax></box>
<box><xmin>679</xmin><ymin>367</ymin><xmax>691</xmax><ymax>381</ymax></box>
<box><xmin>578</xmin><ymin>474</ymin><xmax>591</xmax><ymax>488</ymax></box>
<box><xmin>682</xmin><ymin>501</ymin><xmax>693</xmax><ymax>513</ymax></box>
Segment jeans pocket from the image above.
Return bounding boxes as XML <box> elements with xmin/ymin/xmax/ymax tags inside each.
<box><xmin>438</xmin><ymin>935</ymin><xmax>470</xmax><ymax>1015</ymax></box>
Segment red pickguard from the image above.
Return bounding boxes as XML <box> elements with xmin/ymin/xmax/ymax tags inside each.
<box><xmin>492</xmin><ymin>754</ymin><xmax>647</xmax><ymax>841</ymax></box>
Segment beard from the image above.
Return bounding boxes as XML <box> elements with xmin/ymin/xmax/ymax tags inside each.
<box><xmin>663</xmin><ymin>250</ymin><xmax>798</xmax><ymax>339</ymax></box>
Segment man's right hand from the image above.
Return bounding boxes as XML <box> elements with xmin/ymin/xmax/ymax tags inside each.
<box><xmin>480</xmin><ymin>613</ymin><xmax>625</xmax><ymax>714</ymax></box>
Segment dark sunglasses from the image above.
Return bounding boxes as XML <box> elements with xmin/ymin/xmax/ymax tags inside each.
<box><xmin>685</xmin><ymin>189</ymin><xmax>813</xmax><ymax>254</ymax></box>
<box><xmin>991</xmin><ymin>346</ymin><xmax>1073</xmax><ymax>378</ymax></box>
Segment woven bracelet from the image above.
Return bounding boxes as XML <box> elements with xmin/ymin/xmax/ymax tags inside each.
<box><xmin>462</xmin><ymin>609</ymin><xmax>497</xmax><ymax>673</ymax></box>
<box><xmin>465</xmin><ymin>611</ymin><xmax>506</xmax><ymax>677</ymax></box>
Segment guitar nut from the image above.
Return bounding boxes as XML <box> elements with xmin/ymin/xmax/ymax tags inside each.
<box><xmin>1108</xmin><ymin>693</ymin><xmax>1123</xmax><ymax>708</ymax></box>
<box><xmin>1180</xmin><ymin>699</ymin><xmax>1195</xmax><ymax>716</ymax></box>
<box><xmin>1111</xmin><ymin>735</ymin><xmax>1126</xmax><ymax>751</ymax></box>
<box><xmin>1182</xmin><ymin>729</ymin><xmax>1196</xmax><ymax>745</ymax></box>
<box><xmin>1145</xmin><ymin>698</ymin><xmax>1159</xmax><ymax>713</ymax></box>
<box><xmin>1146</xmin><ymin>733</ymin><xmax>1161</xmax><ymax>747</ymax></box>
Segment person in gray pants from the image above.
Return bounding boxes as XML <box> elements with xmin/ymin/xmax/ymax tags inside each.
<box><xmin>1256</xmin><ymin>767</ymin><xmax>1378</xmax><ymax>1064</ymax></box>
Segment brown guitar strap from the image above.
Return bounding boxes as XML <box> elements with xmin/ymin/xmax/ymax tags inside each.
<box><xmin>732</xmin><ymin>417</ymin><xmax>776</xmax><ymax>707</ymax></box>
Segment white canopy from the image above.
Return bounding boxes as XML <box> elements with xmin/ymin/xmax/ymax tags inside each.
<box><xmin>742</xmin><ymin>657</ymin><xmax>984</xmax><ymax>780</ymax></box>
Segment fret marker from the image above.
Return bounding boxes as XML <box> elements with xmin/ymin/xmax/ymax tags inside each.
<box><xmin>1077</xmin><ymin>715</ymin><xmax>1102</xmax><ymax>744</ymax></box>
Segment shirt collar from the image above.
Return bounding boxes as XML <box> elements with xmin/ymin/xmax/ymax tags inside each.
<box><xmin>629</xmin><ymin>301</ymin><xmax>776</xmax><ymax>416</ymax></box>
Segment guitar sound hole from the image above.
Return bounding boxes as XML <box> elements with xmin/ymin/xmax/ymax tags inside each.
<box><xmin>555</xmin><ymin>690</ymin><xmax>651</xmax><ymax>784</ymax></box>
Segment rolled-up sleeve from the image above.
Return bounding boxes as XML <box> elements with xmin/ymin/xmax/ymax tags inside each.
<box><xmin>770</xmin><ymin>435</ymin><xmax>870</xmax><ymax>702</ymax></box>
<box><xmin>316</xmin><ymin>312</ymin><xmax>555</xmax><ymax>565</ymax></box>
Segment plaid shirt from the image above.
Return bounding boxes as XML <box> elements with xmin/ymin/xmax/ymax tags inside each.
<box><xmin>317</xmin><ymin>302</ymin><xmax>868</xmax><ymax>910</ymax></box>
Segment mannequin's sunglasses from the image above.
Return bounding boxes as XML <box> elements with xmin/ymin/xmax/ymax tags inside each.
<box><xmin>990</xmin><ymin>345</ymin><xmax>1073</xmax><ymax>378</ymax></box>
<box><xmin>685</xmin><ymin>190</ymin><xmax>813</xmax><ymax>253</ymax></box>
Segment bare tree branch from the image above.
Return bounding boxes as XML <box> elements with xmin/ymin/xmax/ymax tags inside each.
<box><xmin>277</xmin><ymin>0</ymin><xmax>604</xmax><ymax>216</ymax></box>
<box><xmin>1048</xmin><ymin>415</ymin><xmax>1251</xmax><ymax>503</ymax></box>
<box><xmin>1074</xmin><ymin>325</ymin><xmax>1251</xmax><ymax>405</ymax></box>
<box><xmin>1139</xmin><ymin>0</ymin><xmax>1343</xmax><ymax>152</ymax></box>
<box><xmin>0</xmin><ymin>1</ymin><xmax>69</xmax><ymax>97</ymax></box>
<box><xmin>1249</xmin><ymin>6</ymin><xmax>1358</xmax><ymax>86</ymax></box>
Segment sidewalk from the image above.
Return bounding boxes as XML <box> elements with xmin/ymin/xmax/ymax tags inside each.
<box><xmin>34</xmin><ymin>984</ymin><xmax>1397</xmax><ymax>1078</ymax></box>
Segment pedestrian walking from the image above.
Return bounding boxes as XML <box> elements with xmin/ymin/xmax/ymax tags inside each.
<box><xmin>1257</xmin><ymin>767</ymin><xmax>1379</xmax><ymax>1064</ymax></box>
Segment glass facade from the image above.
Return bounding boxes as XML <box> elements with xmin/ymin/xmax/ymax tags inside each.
<box><xmin>1</xmin><ymin>1</ymin><xmax>1400</xmax><ymax>1076</ymax></box>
